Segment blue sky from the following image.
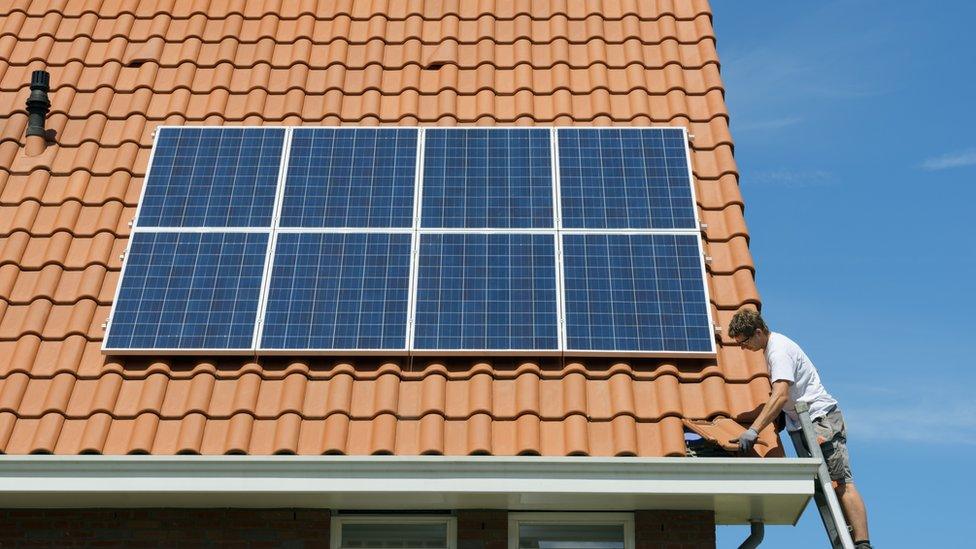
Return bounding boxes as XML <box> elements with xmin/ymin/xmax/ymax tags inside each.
<box><xmin>710</xmin><ymin>1</ymin><xmax>976</xmax><ymax>547</ymax></box>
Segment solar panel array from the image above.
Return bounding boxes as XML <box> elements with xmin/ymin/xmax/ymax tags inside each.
<box><xmin>106</xmin><ymin>126</ymin><xmax>714</xmax><ymax>355</ymax></box>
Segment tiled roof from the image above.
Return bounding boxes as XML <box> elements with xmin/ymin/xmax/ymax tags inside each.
<box><xmin>0</xmin><ymin>0</ymin><xmax>782</xmax><ymax>457</ymax></box>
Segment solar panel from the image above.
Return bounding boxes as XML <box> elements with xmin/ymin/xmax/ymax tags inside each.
<box><xmin>561</xmin><ymin>234</ymin><xmax>712</xmax><ymax>353</ymax></box>
<box><xmin>413</xmin><ymin>233</ymin><xmax>559</xmax><ymax>350</ymax></box>
<box><xmin>558</xmin><ymin>128</ymin><xmax>696</xmax><ymax>229</ymax></box>
<box><xmin>260</xmin><ymin>232</ymin><xmax>412</xmax><ymax>350</ymax></box>
<box><xmin>137</xmin><ymin>127</ymin><xmax>285</xmax><ymax>228</ymax></box>
<box><xmin>109</xmin><ymin>125</ymin><xmax>715</xmax><ymax>357</ymax></box>
<box><xmin>421</xmin><ymin>128</ymin><xmax>553</xmax><ymax>228</ymax></box>
<box><xmin>105</xmin><ymin>232</ymin><xmax>268</xmax><ymax>350</ymax></box>
<box><xmin>280</xmin><ymin>128</ymin><xmax>418</xmax><ymax>228</ymax></box>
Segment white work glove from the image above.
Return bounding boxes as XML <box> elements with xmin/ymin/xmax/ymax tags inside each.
<box><xmin>730</xmin><ymin>428</ymin><xmax>759</xmax><ymax>453</ymax></box>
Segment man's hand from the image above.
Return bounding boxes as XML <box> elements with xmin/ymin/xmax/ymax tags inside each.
<box><xmin>730</xmin><ymin>428</ymin><xmax>759</xmax><ymax>453</ymax></box>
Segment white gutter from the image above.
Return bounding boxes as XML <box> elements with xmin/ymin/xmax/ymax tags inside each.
<box><xmin>0</xmin><ymin>455</ymin><xmax>819</xmax><ymax>525</ymax></box>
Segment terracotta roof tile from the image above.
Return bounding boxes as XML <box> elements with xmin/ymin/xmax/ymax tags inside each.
<box><xmin>0</xmin><ymin>0</ymin><xmax>777</xmax><ymax>456</ymax></box>
<box><xmin>683</xmin><ymin>417</ymin><xmax>783</xmax><ymax>457</ymax></box>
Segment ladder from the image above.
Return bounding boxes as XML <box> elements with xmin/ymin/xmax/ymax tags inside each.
<box><xmin>788</xmin><ymin>401</ymin><xmax>856</xmax><ymax>549</ymax></box>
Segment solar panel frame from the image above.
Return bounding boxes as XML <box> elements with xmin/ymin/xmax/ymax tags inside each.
<box><xmin>127</xmin><ymin>126</ymin><xmax>174</xmax><ymax>236</ymax></box>
<box><xmin>549</xmin><ymin>128</ymin><xmax>570</xmax><ymax>353</ymax></box>
<box><xmin>556</xmin><ymin>127</ymin><xmax>698</xmax><ymax>230</ymax></box>
<box><xmin>106</xmin><ymin>126</ymin><xmax>278</xmax><ymax>355</ymax></box>
<box><xmin>419</xmin><ymin>127</ymin><xmax>555</xmax><ymax>229</ymax></box>
<box><xmin>251</xmin><ymin>128</ymin><xmax>295</xmax><ymax>349</ymax></box>
<box><xmin>553</xmin><ymin>126</ymin><xmax>714</xmax><ymax>357</ymax></box>
<box><xmin>106</xmin><ymin>125</ymin><xmax>716</xmax><ymax>357</ymax></box>
<box><xmin>559</xmin><ymin>230</ymin><xmax>716</xmax><ymax>357</ymax></box>
<box><xmin>279</xmin><ymin>127</ymin><xmax>419</xmax><ymax>229</ymax></box>
<box><xmin>404</xmin><ymin>128</ymin><xmax>427</xmax><ymax>351</ymax></box>
<box><xmin>102</xmin><ymin>230</ymin><xmax>270</xmax><ymax>354</ymax></box>
<box><xmin>409</xmin><ymin>231</ymin><xmax>562</xmax><ymax>356</ymax></box>
<box><xmin>253</xmin><ymin>127</ymin><xmax>419</xmax><ymax>355</ymax></box>
<box><xmin>258</xmin><ymin>230</ymin><xmax>413</xmax><ymax>353</ymax></box>
<box><xmin>133</xmin><ymin>127</ymin><xmax>286</xmax><ymax>229</ymax></box>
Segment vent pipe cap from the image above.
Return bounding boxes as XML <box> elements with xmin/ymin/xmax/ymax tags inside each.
<box><xmin>26</xmin><ymin>70</ymin><xmax>51</xmax><ymax>138</ymax></box>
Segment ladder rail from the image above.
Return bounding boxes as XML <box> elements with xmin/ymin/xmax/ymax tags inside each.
<box><xmin>788</xmin><ymin>430</ymin><xmax>848</xmax><ymax>549</ymax></box>
<box><xmin>791</xmin><ymin>402</ymin><xmax>856</xmax><ymax>549</ymax></box>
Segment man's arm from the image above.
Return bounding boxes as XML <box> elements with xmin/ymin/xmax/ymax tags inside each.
<box><xmin>730</xmin><ymin>380</ymin><xmax>791</xmax><ymax>451</ymax></box>
<box><xmin>750</xmin><ymin>379</ymin><xmax>791</xmax><ymax>433</ymax></box>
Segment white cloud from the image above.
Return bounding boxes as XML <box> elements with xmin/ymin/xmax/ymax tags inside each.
<box><xmin>921</xmin><ymin>149</ymin><xmax>976</xmax><ymax>170</ymax></box>
<box><xmin>845</xmin><ymin>404</ymin><xmax>976</xmax><ymax>445</ymax></box>
<box><xmin>839</xmin><ymin>382</ymin><xmax>976</xmax><ymax>445</ymax></box>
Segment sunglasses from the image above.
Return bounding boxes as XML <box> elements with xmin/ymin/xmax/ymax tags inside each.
<box><xmin>735</xmin><ymin>331</ymin><xmax>758</xmax><ymax>346</ymax></box>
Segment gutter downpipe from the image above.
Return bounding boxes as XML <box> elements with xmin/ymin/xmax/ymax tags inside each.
<box><xmin>738</xmin><ymin>521</ymin><xmax>765</xmax><ymax>549</ymax></box>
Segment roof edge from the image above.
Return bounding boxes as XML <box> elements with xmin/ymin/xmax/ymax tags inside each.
<box><xmin>0</xmin><ymin>455</ymin><xmax>817</xmax><ymax>524</ymax></box>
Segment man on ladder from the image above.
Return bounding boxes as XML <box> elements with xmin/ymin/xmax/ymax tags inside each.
<box><xmin>727</xmin><ymin>309</ymin><xmax>873</xmax><ymax>549</ymax></box>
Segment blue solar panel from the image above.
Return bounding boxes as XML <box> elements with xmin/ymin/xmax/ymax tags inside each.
<box><xmin>105</xmin><ymin>232</ymin><xmax>268</xmax><ymax>349</ymax></box>
<box><xmin>558</xmin><ymin>128</ymin><xmax>696</xmax><ymax>229</ymax></box>
<box><xmin>280</xmin><ymin>128</ymin><xmax>418</xmax><ymax>228</ymax></box>
<box><xmin>261</xmin><ymin>232</ymin><xmax>412</xmax><ymax>349</ymax></box>
<box><xmin>137</xmin><ymin>127</ymin><xmax>285</xmax><ymax>228</ymax></box>
<box><xmin>562</xmin><ymin>234</ymin><xmax>712</xmax><ymax>352</ymax></box>
<box><xmin>422</xmin><ymin>129</ymin><xmax>553</xmax><ymax>228</ymax></box>
<box><xmin>110</xmin><ymin>125</ymin><xmax>716</xmax><ymax>356</ymax></box>
<box><xmin>414</xmin><ymin>233</ymin><xmax>558</xmax><ymax>350</ymax></box>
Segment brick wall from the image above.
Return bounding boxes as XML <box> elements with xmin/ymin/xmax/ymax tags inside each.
<box><xmin>0</xmin><ymin>509</ymin><xmax>331</xmax><ymax>548</ymax></box>
<box><xmin>635</xmin><ymin>510</ymin><xmax>716</xmax><ymax>549</ymax></box>
<box><xmin>0</xmin><ymin>508</ymin><xmax>714</xmax><ymax>549</ymax></box>
<box><xmin>457</xmin><ymin>510</ymin><xmax>507</xmax><ymax>549</ymax></box>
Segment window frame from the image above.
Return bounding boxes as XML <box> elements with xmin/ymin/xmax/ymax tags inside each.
<box><xmin>329</xmin><ymin>514</ymin><xmax>458</xmax><ymax>549</ymax></box>
<box><xmin>507</xmin><ymin>512</ymin><xmax>635</xmax><ymax>549</ymax></box>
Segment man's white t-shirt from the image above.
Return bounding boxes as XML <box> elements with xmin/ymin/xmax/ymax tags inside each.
<box><xmin>764</xmin><ymin>332</ymin><xmax>838</xmax><ymax>430</ymax></box>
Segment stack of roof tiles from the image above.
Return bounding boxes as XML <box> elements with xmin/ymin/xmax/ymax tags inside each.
<box><xmin>0</xmin><ymin>0</ymin><xmax>781</xmax><ymax>457</ymax></box>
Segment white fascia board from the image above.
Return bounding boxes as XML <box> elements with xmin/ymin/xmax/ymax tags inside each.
<box><xmin>0</xmin><ymin>455</ymin><xmax>819</xmax><ymax>524</ymax></box>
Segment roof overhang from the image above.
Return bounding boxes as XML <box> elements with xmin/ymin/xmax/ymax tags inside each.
<box><xmin>0</xmin><ymin>455</ymin><xmax>819</xmax><ymax>525</ymax></box>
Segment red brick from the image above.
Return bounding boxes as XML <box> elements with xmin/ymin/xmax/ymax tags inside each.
<box><xmin>635</xmin><ymin>510</ymin><xmax>714</xmax><ymax>549</ymax></box>
<box><xmin>295</xmin><ymin>510</ymin><xmax>332</xmax><ymax>521</ymax></box>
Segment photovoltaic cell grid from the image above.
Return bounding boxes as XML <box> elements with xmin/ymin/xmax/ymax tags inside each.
<box><xmin>562</xmin><ymin>234</ymin><xmax>712</xmax><ymax>353</ymax></box>
<box><xmin>261</xmin><ymin>233</ymin><xmax>412</xmax><ymax>350</ymax></box>
<box><xmin>136</xmin><ymin>127</ymin><xmax>285</xmax><ymax>228</ymax></box>
<box><xmin>414</xmin><ymin>234</ymin><xmax>559</xmax><ymax>350</ymax></box>
<box><xmin>422</xmin><ymin>129</ymin><xmax>554</xmax><ymax>228</ymax></box>
<box><xmin>104</xmin><ymin>232</ymin><xmax>268</xmax><ymax>350</ymax></box>
<box><xmin>558</xmin><ymin>128</ymin><xmax>696</xmax><ymax>229</ymax></box>
<box><xmin>280</xmin><ymin>128</ymin><xmax>418</xmax><ymax>228</ymax></box>
<box><xmin>111</xmin><ymin>126</ymin><xmax>712</xmax><ymax>355</ymax></box>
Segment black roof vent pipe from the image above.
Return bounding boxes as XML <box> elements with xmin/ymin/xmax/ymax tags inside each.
<box><xmin>26</xmin><ymin>70</ymin><xmax>51</xmax><ymax>138</ymax></box>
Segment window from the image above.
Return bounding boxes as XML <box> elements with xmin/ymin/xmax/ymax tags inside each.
<box><xmin>330</xmin><ymin>515</ymin><xmax>457</xmax><ymax>549</ymax></box>
<box><xmin>508</xmin><ymin>513</ymin><xmax>634</xmax><ymax>549</ymax></box>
